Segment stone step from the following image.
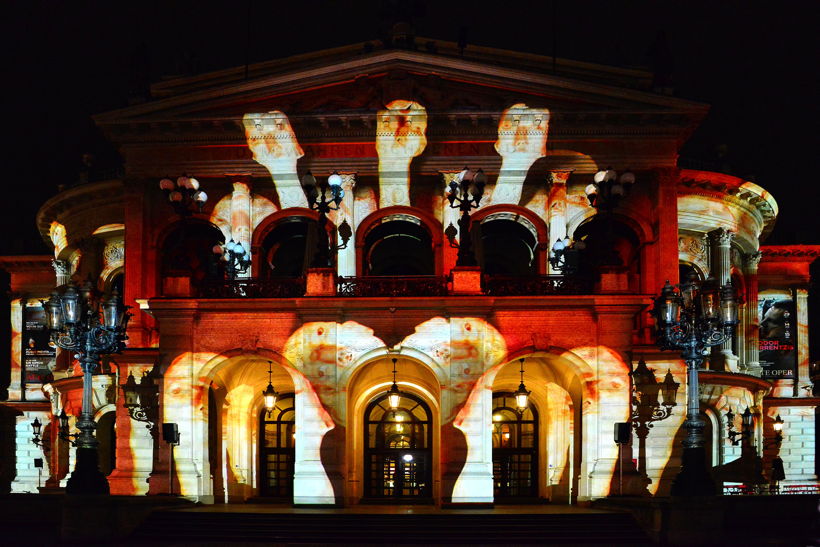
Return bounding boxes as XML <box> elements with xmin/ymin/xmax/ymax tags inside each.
<box><xmin>131</xmin><ymin>511</ymin><xmax>653</xmax><ymax>544</ymax></box>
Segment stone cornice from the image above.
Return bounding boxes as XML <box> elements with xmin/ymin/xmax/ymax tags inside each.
<box><xmin>98</xmin><ymin>49</ymin><xmax>706</xmax><ymax>124</ymax></box>
<box><xmin>678</xmin><ymin>169</ymin><xmax>778</xmax><ymax>240</ymax></box>
<box><xmin>35</xmin><ymin>179</ymin><xmax>125</xmax><ymax>244</ymax></box>
<box><xmin>0</xmin><ymin>255</ymin><xmax>54</xmax><ymax>272</ymax></box>
<box><xmin>699</xmin><ymin>370</ymin><xmax>772</xmax><ymax>396</ymax></box>
<box><xmin>763</xmin><ymin>396</ymin><xmax>820</xmax><ymax>407</ymax></box>
<box><xmin>760</xmin><ymin>245</ymin><xmax>820</xmax><ymax>260</ymax></box>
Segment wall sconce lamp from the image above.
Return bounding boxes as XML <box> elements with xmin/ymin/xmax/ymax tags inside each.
<box><xmin>726</xmin><ymin>406</ymin><xmax>754</xmax><ymax>446</ymax></box>
<box><xmin>58</xmin><ymin>409</ymin><xmax>79</xmax><ymax>447</ymax></box>
<box><xmin>31</xmin><ymin>418</ymin><xmax>45</xmax><ymax>447</ymax></box>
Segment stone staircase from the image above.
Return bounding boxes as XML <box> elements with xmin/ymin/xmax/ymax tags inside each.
<box><xmin>130</xmin><ymin>510</ymin><xmax>653</xmax><ymax>545</ymax></box>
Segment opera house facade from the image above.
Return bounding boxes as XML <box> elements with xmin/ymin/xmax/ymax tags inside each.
<box><xmin>2</xmin><ymin>38</ymin><xmax>817</xmax><ymax>506</ymax></box>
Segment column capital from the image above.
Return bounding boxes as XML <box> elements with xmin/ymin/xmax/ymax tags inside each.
<box><xmin>547</xmin><ymin>170</ymin><xmax>572</xmax><ymax>185</ymax></box>
<box><xmin>52</xmin><ymin>259</ymin><xmax>69</xmax><ymax>276</ymax></box>
<box><xmin>338</xmin><ymin>172</ymin><xmax>357</xmax><ymax>192</ymax></box>
<box><xmin>708</xmin><ymin>227</ymin><xmax>734</xmax><ymax>246</ymax></box>
<box><xmin>743</xmin><ymin>251</ymin><xmax>763</xmax><ymax>271</ymax></box>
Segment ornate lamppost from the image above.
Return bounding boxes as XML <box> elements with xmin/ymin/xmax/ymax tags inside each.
<box><xmin>122</xmin><ymin>369</ymin><xmax>159</xmax><ymax>437</ymax></box>
<box><xmin>583</xmin><ymin>167</ymin><xmax>635</xmax><ymax>267</ymax></box>
<box><xmin>444</xmin><ymin>167</ymin><xmax>487</xmax><ymax>267</ymax></box>
<box><xmin>300</xmin><ymin>171</ymin><xmax>352</xmax><ymax>268</ymax></box>
<box><xmin>549</xmin><ymin>237</ymin><xmax>587</xmax><ymax>275</ymax></box>
<box><xmin>43</xmin><ymin>283</ymin><xmax>130</xmax><ymax>495</ymax></box>
<box><xmin>652</xmin><ymin>273</ymin><xmax>738</xmax><ymax>496</ymax></box>
<box><xmin>159</xmin><ymin>175</ymin><xmax>208</xmax><ymax>217</ymax></box>
<box><xmin>212</xmin><ymin>239</ymin><xmax>252</xmax><ymax>280</ymax></box>
<box><xmin>584</xmin><ymin>167</ymin><xmax>635</xmax><ymax>212</ymax></box>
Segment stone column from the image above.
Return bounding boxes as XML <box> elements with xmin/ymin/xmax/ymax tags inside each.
<box><xmin>547</xmin><ymin>171</ymin><xmax>570</xmax><ymax>275</ymax></box>
<box><xmin>335</xmin><ymin>173</ymin><xmax>357</xmax><ymax>277</ymax></box>
<box><xmin>741</xmin><ymin>252</ymin><xmax>763</xmax><ymax>376</ymax></box>
<box><xmin>795</xmin><ymin>287</ymin><xmax>811</xmax><ymax>396</ymax></box>
<box><xmin>230</xmin><ymin>178</ymin><xmax>253</xmax><ymax>279</ymax></box>
<box><xmin>52</xmin><ymin>259</ymin><xmax>70</xmax><ymax>286</ymax></box>
<box><xmin>708</xmin><ymin>228</ymin><xmax>737</xmax><ymax>371</ymax></box>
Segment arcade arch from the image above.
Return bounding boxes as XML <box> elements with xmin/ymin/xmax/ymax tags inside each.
<box><xmin>346</xmin><ymin>356</ymin><xmax>441</xmax><ymax>503</ymax></box>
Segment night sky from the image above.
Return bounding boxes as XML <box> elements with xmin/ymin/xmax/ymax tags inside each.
<box><xmin>3</xmin><ymin>1</ymin><xmax>818</xmax><ymax>255</ymax></box>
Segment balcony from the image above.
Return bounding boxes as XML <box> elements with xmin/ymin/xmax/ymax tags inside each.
<box><xmin>191</xmin><ymin>273</ymin><xmax>595</xmax><ymax>298</ymax></box>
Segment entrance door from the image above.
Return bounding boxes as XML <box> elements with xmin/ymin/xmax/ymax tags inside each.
<box><xmin>492</xmin><ymin>392</ymin><xmax>538</xmax><ymax>499</ymax></box>
<box><xmin>259</xmin><ymin>393</ymin><xmax>295</xmax><ymax>498</ymax></box>
<box><xmin>364</xmin><ymin>391</ymin><xmax>432</xmax><ymax>500</ymax></box>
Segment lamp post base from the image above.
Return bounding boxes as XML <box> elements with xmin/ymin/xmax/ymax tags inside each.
<box><xmin>66</xmin><ymin>447</ymin><xmax>110</xmax><ymax>496</ymax></box>
<box><xmin>670</xmin><ymin>447</ymin><xmax>716</xmax><ymax>496</ymax></box>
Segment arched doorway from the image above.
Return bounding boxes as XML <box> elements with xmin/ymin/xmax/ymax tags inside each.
<box><xmin>492</xmin><ymin>392</ymin><xmax>538</xmax><ymax>500</ymax></box>
<box><xmin>259</xmin><ymin>393</ymin><xmax>295</xmax><ymax>498</ymax></box>
<box><xmin>364</xmin><ymin>391</ymin><xmax>432</xmax><ymax>500</ymax></box>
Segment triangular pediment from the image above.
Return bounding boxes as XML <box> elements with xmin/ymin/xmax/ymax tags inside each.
<box><xmin>95</xmin><ymin>42</ymin><xmax>707</xmax><ymax>126</ymax></box>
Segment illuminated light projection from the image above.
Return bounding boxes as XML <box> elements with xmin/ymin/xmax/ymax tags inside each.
<box><xmin>209</xmin><ymin>181</ymin><xmax>276</xmax><ymax>268</ymax></box>
<box><xmin>91</xmin><ymin>223</ymin><xmax>125</xmax><ymax>235</ymax></box>
<box><xmin>486</xmin><ymin>104</ymin><xmax>550</xmax><ymax>206</ymax></box>
<box><xmin>376</xmin><ymin>100</ymin><xmax>428</xmax><ymax>208</ymax></box>
<box><xmin>106</xmin><ymin>363</ymin><xmax>151</xmax><ymax>496</ymax></box>
<box><xmin>48</xmin><ymin>221</ymin><xmax>68</xmax><ymax>258</ymax></box>
<box><xmin>243</xmin><ymin>111</ymin><xmax>308</xmax><ymax>209</ymax></box>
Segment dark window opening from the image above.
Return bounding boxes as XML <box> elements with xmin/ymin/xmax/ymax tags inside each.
<box><xmin>261</xmin><ymin>218</ymin><xmax>316</xmax><ymax>278</ymax></box>
<box><xmin>160</xmin><ymin>221</ymin><xmax>224</xmax><ymax>287</ymax></box>
<box><xmin>364</xmin><ymin>219</ymin><xmax>433</xmax><ymax>275</ymax></box>
<box><xmin>479</xmin><ymin>219</ymin><xmax>537</xmax><ymax>275</ymax></box>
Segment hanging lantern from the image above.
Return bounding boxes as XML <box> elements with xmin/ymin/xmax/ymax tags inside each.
<box><xmin>387</xmin><ymin>358</ymin><xmax>401</xmax><ymax>410</ymax></box>
<box><xmin>262</xmin><ymin>361</ymin><xmax>278</xmax><ymax>417</ymax></box>
<box><xmin>514</xmin><ymin>358</ymin><xmax>530</xmax><ymax>412</ymax></box>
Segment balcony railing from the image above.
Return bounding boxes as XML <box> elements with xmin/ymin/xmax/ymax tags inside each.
<box><xmin>199</xmin><ymin>277</ymin><xmax>306</xmax><ymax>298</ymax></box>
<box><xmin>482</xmin><ymin>275</ymin><xmax>594</xmax><ymax>296</ymax></box>
<box><xmin>337</xmin><ymin>276</ymin><xmax>448</xmax><ymax>297</ymax></box>
<box><xmin>192</xmin><ymin>274</ymin><xmax>595</xmax><ymax>298</ymax></box>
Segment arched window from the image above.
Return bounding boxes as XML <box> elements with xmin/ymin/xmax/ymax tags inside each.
<box><xmin>363</xmin><ymin>217</ymin><xmax>434</xmax><ymax>275</ymax></box>
<box><xmin>492</xmin><ymin>392</ymin><xmax>538</xmax><ymax>499</ymax></box>
<box><xmin>259</xmin><ymin>393</ymin><xmax>295</xmax><ymax>498</ymax></box>
<box><xmin>159</xmin><ymin>221</ymin><xmax>224</xmax><ymax>290</ymax></box>
<box><xmin>364</xmin><ymin>391</ymin><xmax>432</xmax><ymax>499</ymax></box>
<box><xmin>574</xmin><ymin>217</ymin><xmax>640</xmax><ymax>281</ymax></box>
<box><xmin>260</xmin><ymin>218</ymin><xmax>316</xmax><ymax>278</ymax></box>
<box><xmin>479</xmin><ymin>217</ymin><xmax>537</xmax><ymax>275</ymax></box>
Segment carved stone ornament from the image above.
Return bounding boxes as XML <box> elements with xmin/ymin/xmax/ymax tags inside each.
<box><xmin>678</xmin><ymin>236</ymin><xmax>706</xmax><ymax>260</ymax></box>
<box><xmin>103</xmin><ymin>241</ymin><xmax>125</xmax><ymax>268</ymax></box>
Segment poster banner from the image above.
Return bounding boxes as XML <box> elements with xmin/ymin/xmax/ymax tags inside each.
<box><xmin>23</xmin><ymin>302</ymin><xmax>56</xmax><ymax>385</ymax></box>
<box><xmin>758</xmin><ymin>290</ymin><xmax>796</xmax><ymax>380</ymax></box>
